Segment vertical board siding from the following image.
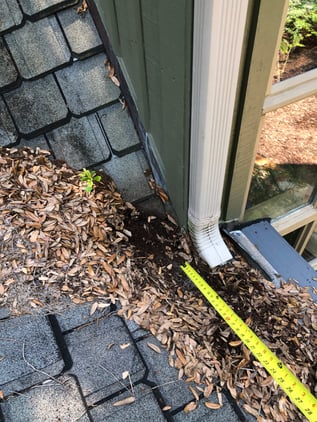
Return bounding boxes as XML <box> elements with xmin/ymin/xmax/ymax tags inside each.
<box><xmin>142</xmin><ymin>0</ymin><xmax>193</xmax><ymax>224</ymax></box>
<box><xmin>114</xmin><ymin>0</ymin><xmax>150</xmax><ymax>125</ymax></box>
<box><xmin>94</xmin><ymin>0</ymin><xmax>193</xmax><ymax>225</ymax></box>
<box><xmin>94</xmin><ymin>0</ymin><xmax>121</xmax><ymax>54</ymax></box>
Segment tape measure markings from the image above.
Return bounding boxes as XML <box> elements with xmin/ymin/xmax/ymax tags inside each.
<box><xmin>181</xmin><ymin>262</ymin><xmax>317</xmax><ymax>422</ymax></box>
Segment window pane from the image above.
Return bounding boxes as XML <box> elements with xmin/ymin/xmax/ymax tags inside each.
<box><xmin>244</xmin><ymin>94</ymin><xmax>317</xmax><ymax>221</ymax></box>
<box><xmin>274</xmin><ymin>0</ymin><xmax>317</xmax><ymax>83</ymax></box>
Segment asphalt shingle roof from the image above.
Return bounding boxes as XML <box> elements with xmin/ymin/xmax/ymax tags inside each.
<box><xmin>0</xmin><ymin>1</ymin><xmax>244</xmax><ymax>421</ymax></box>
<box><xmin>0</xmin><ymin>0</ymin><xmax>152</xmax><ymax>206</ymax></box>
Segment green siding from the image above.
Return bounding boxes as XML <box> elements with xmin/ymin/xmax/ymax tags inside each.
<box><xmin>94</xmin><ymin>0</ymin><xmax>193</xmax><ymax>225</ymax></box>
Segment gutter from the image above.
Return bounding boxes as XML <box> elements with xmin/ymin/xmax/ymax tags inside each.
<box><xmin>189</xmin><ymin>0</ymin><xmax>249</xmax><ymax>267</ymax></box>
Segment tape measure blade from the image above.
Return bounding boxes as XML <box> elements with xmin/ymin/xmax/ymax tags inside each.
<box><xmin>181</xmin><ymin>262</ymin><xmax>317</xmax><ymax>422</ymax></box>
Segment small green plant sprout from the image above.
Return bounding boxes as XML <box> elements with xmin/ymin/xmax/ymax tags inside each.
<box><xmin>80</xmin><ymin>168</ymin><xmax>101</xmax><ymax>192</ymax></box>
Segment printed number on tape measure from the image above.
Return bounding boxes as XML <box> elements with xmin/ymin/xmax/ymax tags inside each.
<box><xmin>181</xmin><ymin>262</ymin><xmax>317</xmax><ymax>422</ymax></box>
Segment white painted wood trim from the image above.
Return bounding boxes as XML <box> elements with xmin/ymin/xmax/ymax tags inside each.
<box><xmin>263</xmin><ymin>68</ymin><xmax>317</xmax><ymax>113</ymax></box>
<box><xmin>272</xmin><ymin>204</ymin><xmax>317</xmax><ymax>236</ymax></box>
<box><xmin>188</xmin><ymin>0</ymin><xmax>249</xmax><ymax>267</ymax></box>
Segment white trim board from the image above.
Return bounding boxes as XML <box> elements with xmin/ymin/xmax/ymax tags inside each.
<box><xmin>264</xmin><ymin>68</ymin><xmax>317</xmax><ymax>113</ymax></box>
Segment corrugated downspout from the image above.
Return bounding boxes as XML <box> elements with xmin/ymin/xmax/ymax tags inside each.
<box><xmin>188</xmin><ymin>215</ymin><xmax>232</xmax><ymax>268</ymax></box>
<box><xmin>189</xmin><ymin>0</ymin><xmax>249</xmax><ymax>267</ymax></box>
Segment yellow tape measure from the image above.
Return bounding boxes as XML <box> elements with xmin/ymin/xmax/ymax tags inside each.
<box><xmin>181</xmin><ymin>262</ymin><xmax>317</xmax><ymax>422</ymax></box>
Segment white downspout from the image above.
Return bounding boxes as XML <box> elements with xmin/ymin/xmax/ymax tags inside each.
<box><xmin>189</xmin><ymin>0</ymin><xmax>249</xmax><ymax>267</ymax></box>
<box><xmin>188</xmin><ymin>0</ymin><xmax>249</xmax><ymax>267</ymax></box>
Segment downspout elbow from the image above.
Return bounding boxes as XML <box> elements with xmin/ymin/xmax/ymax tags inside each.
<box><xmin>188</xmin><ymin>214</ymin><xmax>232</xmax><ymax>268</ymax></box>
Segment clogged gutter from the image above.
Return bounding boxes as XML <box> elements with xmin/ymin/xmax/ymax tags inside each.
<box><xmin>0</xmin><ymin>147</ymin><xmax>316</xmax><ymax>421</ymax></box>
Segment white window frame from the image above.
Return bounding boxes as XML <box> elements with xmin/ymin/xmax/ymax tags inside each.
<box><xmin>225</xmin><ymin>0</ymin><xmax>317</xmax><ymax>257</ymax></box>
<box><xmin>264</xmin><ymin>68</ymin><xmax>317</xmax><ymax>249</ymax></box>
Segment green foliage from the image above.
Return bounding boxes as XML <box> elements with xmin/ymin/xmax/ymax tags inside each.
<box><xmin>80</xmin><ymin>168</ymin><xmax>101</xmax><ymax>192</ymax></box>
<box><xmin>281</xmin><ymin>0</ymin><xmax>317</xmax><ymax>57</ymax></box>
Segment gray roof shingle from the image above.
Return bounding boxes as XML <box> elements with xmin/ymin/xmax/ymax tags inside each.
<box><xmin>46</xmin><ymin>115</ymin><xmax>111</xmax><ymax>169</ymax></box>
<box><xmin>5</xmin><ymin>17</ymin><xmax>71</xmax><ymax>79</ymax></box>
<box><xmin>19</xmin><ymin>0</ymin><xmax>77</xmax><ymax>17</ymax></box>
<box><xmin>4</xmin><ymin>75</ymin><xmax>68</xmax><ymax>136</ymax></box>
<box><xmin>0</xmin><ymin>2</ymin><xmax>153</xmax><ymax>208</ymax></box>
<box><xmin>0</xmin><ymin>38</ymin><xmax>18</xmax><ymax>88</ymax></box>
<box><xmin>99</xmin><ymin>103</ymin><xmax>140</xmax><ymax>155</ymax></box>
<box><xmin>1</xmin><ymin>375</ymin><xmax>90</xmax><ymax>422</ymax></box>
<box><xmin>0</xmin><ymin>97</ymin><xmax>18</xmax><ymax>146</ymax></box>
<box><xmin>0</xmin><ymin>315</ymin><xmax>64</xmax><ymax>396</ymax></box>
<box><xmin>58</xmin><ymin>7</ymin><xmax>103</xmax><ymax>57</ymax></box>
<box><xmin>101</xmin><ymin>151</ymin><xmax>152</xmax><ymax>202</ymax></box>
<box><xmin>55</xmin><ymin>53</ymin><xmax>120</xmax><ymax>115</ymax></box>
<box><xmin>0</xmin><ymin>0</ymin><xmax>23</xmax><ymax>34</ymax></box>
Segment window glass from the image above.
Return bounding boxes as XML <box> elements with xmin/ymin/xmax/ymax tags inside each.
<box><xmin>274</xmin><ymin>0</ymin><xmax>317</xmax><ymax>83</ymax></box>
<box><xmin>244</xmin><ymin>94</ymin><xmax>317</xmax><ymax>221</ymax></box>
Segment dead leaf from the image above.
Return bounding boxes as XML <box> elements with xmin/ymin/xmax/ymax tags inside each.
<box><xmin>4</xmin><ymin>278</ymin><xmax>15</xmax><ymax>286</ymax></box>
<box><xmin>205</xmin><ymin>402</ymin><xmax>222</xmax><ymax>410</ymax></box>
<box><xmin>216</xmin><ymin>387</ymin><xmax>223</xmax><ymax>407</ymax></box>
<box><xmin>76</xmin><ymin>0</ymin><xmax>88</xmax><ymax>14</ymax></box>
<box><xmin>204</xmin><ymin>383</ymin><xmax>214</xmax><ymax>398</ymax></box>
<box><xmin>113</xmin><ymin>396</ymin><xmax>135</xmax><ymax>407</ymax></box>
<box><xmin>90</xmin><ymin>302</ymin><xmax>98</xmax><ymax>316</ymax></box>
<box><xmin>0</xmin><ymin>390</ymin><xmax>3</xmax><ymax>400</ymax></box>
<box><xmin>229</xmin><ymin>340</ymin><xmax>242</xmax><ymax>347</ymax></box>
<box><xmin>189</xmin><ymin>385</ymin><xmax>199</xmax><ymax>401</ymax></box>
<box><xmin>120</xmin><ymin>343</ymin><xmax>130</xmax><ymax>350</ymax></box>
<box><xmin>122</xmin><ymin>371</ymin><xmax>129</xmax><ymax>379</ymax></box>
<box><xmin>183</xmin><ymin>401</ymin><xmax>197</xmax><ymax>413</ymax></box>
<box><xmin>167</xmin><ymin>213</ymin><xmax>178</xmax><ymax>226</ymax></box>
<box><xmin>98</xmin><ymin>302</ymin><xmax>111</xmax><ymax>309</ymax></box>
<box><xmin>147</xmin><ymin>342</ymin><xmax>161</xmax><ymax>353</ymax></box>
<box><xmin>119</xmin><ymin>274</ymin><xmax>130</xmax><ymax>291</ymax></box>
<box><xmin>119</xmin><ymin>97</ymin><xmax>127</xmax><ymax>110</ymax></box>
<box><xmin>242</xmin><ymin>403</ymin><xmax>259</xmax><ymax>417</ymax></box>
<box><xmin>72</xmin><ymin>297</ymin><xmax>85</xmax><ymax>304</ymax></box>
<box><xmin>111</xmin><ymin>75</ymin><xmax>120</xmax><ymax>86</ymax></box>
<box><xmin>156</xmin><ymin>186</ymin><xmax>169</xmax><ymax>202</ymax></box>
<box><xmin>176</xmin><ymin>349</ymin><xmax>187</xmax><ymax>366</ymax></box>
<box><xmin>30</xmin><ymin>299</ymin><xmax>44</xmax><ymax>307</ymax></box>
<box><xmin>107</xmin><ymin>343</ymin><xmax>115</xmax><ymax>350</ymax></box>
<box><xmin>101</xmin><ymin>261</ymin><xmax>115</xmax><ymax>277</ymax></box>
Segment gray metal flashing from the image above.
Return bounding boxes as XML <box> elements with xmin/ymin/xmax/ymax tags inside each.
<box><xmin>228</xmin><ymin>229</ymin><xmax>284</xmax><ymax>286</ymax></box>
<box><xmin>226</xmin><ymin>220</ymin><xmax>317</xmax><ymax>302</ymax></box>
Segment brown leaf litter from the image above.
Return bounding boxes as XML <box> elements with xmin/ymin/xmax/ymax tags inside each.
<box><xmin>0</xmin><ymin>147</ymin><xmax>135</xmax><ymax>313</ymax></box>
<box><xmin>76</xmin><ymin>0</ymin><xmax>88</xmax><ymax>15</ymax></box>
<box><xmin>0</xmin><ymin>147</ymin><xmax>316</xmax><ymax>421</ymax></box>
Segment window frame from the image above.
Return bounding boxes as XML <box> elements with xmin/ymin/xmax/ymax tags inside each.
<box><xmin>225</xmin><ymin>0</ymin><xmax>317</xmax><ymax>253</ymax></box>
